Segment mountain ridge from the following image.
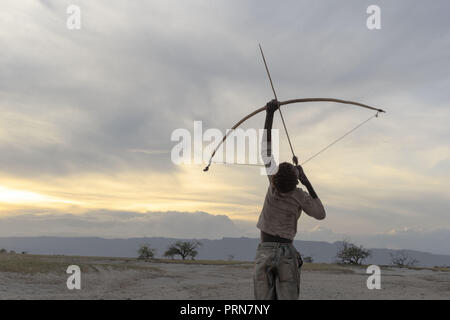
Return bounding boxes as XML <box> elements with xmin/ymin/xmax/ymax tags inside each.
<box><xmin>0</xmin><ymin>236</ymin><xmax>449</xmax><ymax>267</ymax></box>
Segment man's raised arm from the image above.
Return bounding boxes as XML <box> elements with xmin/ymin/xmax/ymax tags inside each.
<box><xmin>261</xmin><ymin>100</ymin><xmax>279</xmax><ymax>182</ymax></box>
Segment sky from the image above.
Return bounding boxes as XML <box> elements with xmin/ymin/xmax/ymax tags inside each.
<box><xmin>0</xmin><ymin>0</ymin><xmax>449</xmax><ymax>254</ymax></box>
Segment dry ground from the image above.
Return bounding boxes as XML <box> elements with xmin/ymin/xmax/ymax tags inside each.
<box><xmin>0</xmin><ymin>253</ymin><xmax>449</xmax><ymax>299</ymax></box>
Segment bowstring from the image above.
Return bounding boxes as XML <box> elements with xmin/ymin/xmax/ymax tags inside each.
<box><xmin>300</xmin><ymin>112</ymin><xmax>380</xmax><ymax>166</ymax></box>
<box><xmin>210</xmin><ymin>112</ymin><xmax>380</xmax><ymax>168</ymax></box>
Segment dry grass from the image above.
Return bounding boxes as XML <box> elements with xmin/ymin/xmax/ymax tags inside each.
<box><xmin>153</xmin><ymin>258</ymin><xmax>251</xmax><ymax>265</ymax></box>
<box><xmin>3</xmin><ymin>253</ymin><xmax>353</xmax><ymax>274</ymax></box>
<box><xmin>0</xmin><ymin>253</ymin><xmax>83</xmax><ymax>274</ymax></box>
<box><xmin>432</xmin><ymin>267</ymin><xmax>450</xmax><ymax>272</ymax></box>
<box><xmin>301</xmin><ymin>263</ymin><xmax>356</xmax><ymax>273</ymax></box>
<box><xmin>390</xmin><ymin>265</ymin><xmax>450</xmax><ymax>272</ymax></box>
<box><xmin>5</xmin><ymin>253</ymin><xmax>446</xmax><ymax>275</ymax></box>
<box><xmin>0</xmin><ymin>253</ymin><xmax>162</xmax><ymax>274</ymax></box>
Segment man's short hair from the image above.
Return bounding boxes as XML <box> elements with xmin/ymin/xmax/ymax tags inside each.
<box><xmin>272</xmin><ymin>162</ymin><xmax>299</xmax><ymax>193</ymax></box>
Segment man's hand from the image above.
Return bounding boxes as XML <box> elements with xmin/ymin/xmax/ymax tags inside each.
<box><xmin>296</xmin><ymin>165</ymin><xmax>319</xmax><ymax>198</ymax></box>
<box><xmin>296</xmin><ymin>165</ymin><xmax>309</xmax><ymax>185</ymax></box>
<box><xmin>266</xmin><ymin>99</ymin><xmax>279</xmax><ymax>114</ymax></box>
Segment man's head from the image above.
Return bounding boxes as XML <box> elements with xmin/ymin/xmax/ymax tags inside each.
<box><xmin>272</xmin><ymin>162</ymin><xmax>299</xmax><ymax>193</ymax></box>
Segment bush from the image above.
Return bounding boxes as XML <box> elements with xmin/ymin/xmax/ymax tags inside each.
<box><xmin>390</xmin><ymin>251</ymin><xmax>418</xmax><ymax>267</ymax></box>
<box><xmin>137</xmin><ymin>245</ymin><xmax>156</xmax><ymax>261</ymax></box>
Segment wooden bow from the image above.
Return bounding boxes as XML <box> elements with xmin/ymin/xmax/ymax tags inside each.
<box><xmin>203</xmin><ymin>98</ymin><xmax>385</xmax><ymax>172</ymax></box>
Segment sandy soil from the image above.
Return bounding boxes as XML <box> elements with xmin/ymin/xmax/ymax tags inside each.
<box><xmin>0</xmin><ymin>256</ymin><xmax>449</xmax><ymax>300</ymax></box>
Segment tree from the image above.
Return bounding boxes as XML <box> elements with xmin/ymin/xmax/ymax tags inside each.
<box><xmin>227</xmin><ymin>254</ymin><xmax>235</xmax><ymax>262</ymax></box>
<box><xmin>390</xmin><ymin>251</ymin><xmax>418</xmax><ymax>267</ymax></box>
<box><xmin>137</xmin><ymin>244</ymin><xmax>156</xmax><ymax>261</ymax></box>
<box><xmin>336</xmin><ymin>240</ymin><xmax>371</xmax><ymax>265</ymax></box>
<box><xmin>164</xmin><ymin>241</ymin><xmax>202</xmax><ymax>260</ymax></box>
<box><xmin>164</xmin><ymin>247</ymin><xmax>178</xmax><ymax>259</ymax></box>
<box><xmin>0</xmin><ymin>248</ymin><xmax>7</xmax><ymax>254</ymax></box>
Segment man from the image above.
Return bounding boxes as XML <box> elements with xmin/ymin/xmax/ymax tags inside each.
<box><xmin>254</xmin><ymin>99</ymin><xmax>326</xmax><ymax>300</ymax></box>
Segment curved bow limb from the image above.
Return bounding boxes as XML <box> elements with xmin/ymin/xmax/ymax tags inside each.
<box><xmin>203</xmin><ymin>98</ymin><xmax>386</xmax><ymax>172</ymax></box>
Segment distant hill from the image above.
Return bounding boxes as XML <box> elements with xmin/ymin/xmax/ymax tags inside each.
<box><xmin>0</xmin><ymin>237</ymin><xmax>449</xmax><ymax>267</ymax></box>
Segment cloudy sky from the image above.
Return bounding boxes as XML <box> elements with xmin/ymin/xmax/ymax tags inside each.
<box><xmin>0</xmin><ymin>1</ymin><xmax>449</xmax><ymax>254</ymax></box>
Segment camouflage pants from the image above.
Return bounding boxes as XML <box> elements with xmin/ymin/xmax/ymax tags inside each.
<box><xmin>253</xmin><ymin>242</ymin><xmax>302</xmax><ymax>300</ymax></box>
